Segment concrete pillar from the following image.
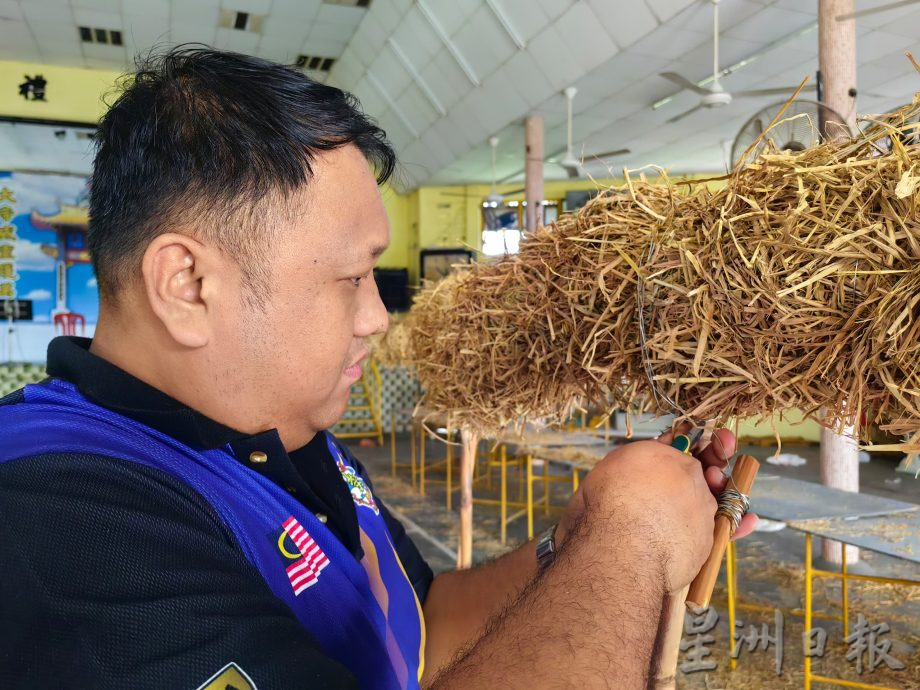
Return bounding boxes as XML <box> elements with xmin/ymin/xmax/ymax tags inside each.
<box><xmin>524</xmin><ymin>115</ymin><xmax>544</xmax><ymax>232</ymax></box>
<box><xmin>818</xmin><ymin>0</ymin><xmax>860</xmax><ymax>565</ymax></box>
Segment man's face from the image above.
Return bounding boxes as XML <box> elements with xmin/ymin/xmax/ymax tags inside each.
<box><xmin>212</xmin><ymin>145</ymin><xmax>389</xmax><ymax>449</ymax></box>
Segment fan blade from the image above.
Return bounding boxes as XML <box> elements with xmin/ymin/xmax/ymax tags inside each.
<box><xmin>588</xmin><ymin>148</ymin><xmax>631</xmax><ymax>160</ymax></box>
<box><xmin>666</xmin><ymin>103</ymin><xmax>704</xmax><ymax>124</ymax></box>
<box><xmin>837</xmin><ymin>0</ymin><xmax>920</xmax><ymax>21</ymax></box>
<box><xmin>660</xmin><ymin>72</ymin><xmax>711</xmax><ymax>96</ymax></box>
<box><xmin>734</xmin><ymin>84</ymin><xmax>817</xmax><ymax>98</ymax></box>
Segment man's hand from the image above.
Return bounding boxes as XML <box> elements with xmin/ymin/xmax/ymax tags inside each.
<box><xmin>555</xmin><ymin>426</ymin><xmax>759</xmax><ymax>593</ymax></box>
<box><xmin>655</xmin><ymin>425</ymin><xmax>759</xmax><ymax>540</ymax></box>
<box><xmin>556</xmin><ymin>440</ymin><xmax>717</xmax><ymax>593</ymax></box>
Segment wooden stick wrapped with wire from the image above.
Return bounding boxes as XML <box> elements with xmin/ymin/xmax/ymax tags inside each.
<box><xmin>686</xmin><ymin>454</ymin><xmax>760</xmax><ymax>610</ymax></box>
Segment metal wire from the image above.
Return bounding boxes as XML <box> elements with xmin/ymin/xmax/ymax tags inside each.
<box><xmin>716</xmin><ymin>487</ymin><xmax>750</xmax><ymax>534</ymax></box>
<box><xmin>636</xmin><ymin>236</ymin><xmax>705</xmax><ymax>427</ymax></box>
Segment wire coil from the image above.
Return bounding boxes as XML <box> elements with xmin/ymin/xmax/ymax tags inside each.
<box><xmin>716</xmin><ymin>488</ymin><xmax>750</xmax><ymax>534</ymax></box>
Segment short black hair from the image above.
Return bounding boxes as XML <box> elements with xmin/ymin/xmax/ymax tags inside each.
<box><xmin>89</xmin><ymin>46</ymin><xmax>396</xmax><ymax>305</ymax></box>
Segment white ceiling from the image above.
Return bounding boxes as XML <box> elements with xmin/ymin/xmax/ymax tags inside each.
<box><xmin>3</xmin><ymin>0</ymin><xmax>920</xmax><ymax>188</ymax></box>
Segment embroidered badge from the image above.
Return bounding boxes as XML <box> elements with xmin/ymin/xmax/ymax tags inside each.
<box><xmin>280</xmin><ymin>515</ymin><xmax>329</xmax><ymax>595</ymax></box>
<box><xmin>195</xmin><ymin>662</ymin><xmax>257</xmax><ymax>690</ymax></box>
<box><xmin>333</xmin><ymin>448</ymin><xmax>380</xmax><ymax>515</ymax></box>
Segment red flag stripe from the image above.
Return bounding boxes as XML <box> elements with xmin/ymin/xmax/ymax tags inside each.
<box><xmin>281</xmin><ymin>516</ymin><xmax>328</xmax><ymax>595</ymax></box>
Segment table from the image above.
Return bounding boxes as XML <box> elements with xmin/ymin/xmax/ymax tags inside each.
<box><xmin>724</xmin><ymin>477</ymin><xmax>919</xmax><ymax>690</ymax></box>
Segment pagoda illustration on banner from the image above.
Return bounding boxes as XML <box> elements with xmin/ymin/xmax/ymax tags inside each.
<box><xmin>29</xmin><ymin>191</ymin><xmax>90</xmax><ymax>314</ymax></box>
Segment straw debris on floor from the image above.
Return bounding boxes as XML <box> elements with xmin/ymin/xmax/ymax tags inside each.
<box><xmin>391</xmin><ymin>91</ymin><xmax>920</xmax><ymax>452</ymax></box>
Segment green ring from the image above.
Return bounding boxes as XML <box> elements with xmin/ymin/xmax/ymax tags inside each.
<box><xmin>671</xmin><ymin>434</ymin><xmax>692</xmax><ymax>454</ymax></box>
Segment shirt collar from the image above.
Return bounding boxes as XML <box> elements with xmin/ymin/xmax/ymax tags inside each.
<box><xmin>46</xmin><ymin>336</ymin><xmax>253</xmax><ymax>449</ymax></box>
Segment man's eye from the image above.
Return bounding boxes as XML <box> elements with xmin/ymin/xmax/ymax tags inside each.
<box><xmin>350</xmin><ymin>274</ymin><xmax>367</xmax><ymax>287</ymax></box>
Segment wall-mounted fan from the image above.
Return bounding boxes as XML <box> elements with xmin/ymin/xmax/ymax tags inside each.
<box><xmin>731</xmin><ymin>99</ymin><xmax>848</xmax><ymax>167</ymax></box>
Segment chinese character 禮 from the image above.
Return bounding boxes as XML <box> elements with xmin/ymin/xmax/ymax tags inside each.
<box><xmin>18</xmin><ymin>75</ymin><xmax>47</xmax><ymax>101</ymax></box>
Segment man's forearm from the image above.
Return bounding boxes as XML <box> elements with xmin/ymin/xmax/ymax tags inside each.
<box><xmin>428</xmin><ymin>514</ymin><xmax>667</xmax><ymax>690</ymax></box>
<box><xmin>422</xmin><ymin>536</ymin><xmax>537</xmax><ymax>679</ymax></box>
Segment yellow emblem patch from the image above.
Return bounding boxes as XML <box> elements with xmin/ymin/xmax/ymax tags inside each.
<box><xmin>195</xmin><ymin>662</ymin><xmax>257</xmax><ymax>690</ymax></box>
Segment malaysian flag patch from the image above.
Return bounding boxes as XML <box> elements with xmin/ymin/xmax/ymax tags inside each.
<box><xmin>281</xmin><ymin>516</ymin><xmax>329</xmax><ymax>595</ymax></box>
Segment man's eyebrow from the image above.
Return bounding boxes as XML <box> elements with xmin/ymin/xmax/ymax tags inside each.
<box><xmin>370</xmin><ymin>244</ymin><xmax>388</xmax><ymax>259</ymax></box>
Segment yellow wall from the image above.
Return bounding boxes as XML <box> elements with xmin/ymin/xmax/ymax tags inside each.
<box><xmin>0</xmin><ymin>60</ymin><xmax>121</xmax><ymax>123</ymax></box>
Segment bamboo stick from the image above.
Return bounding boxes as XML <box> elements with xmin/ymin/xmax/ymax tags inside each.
<box><xmin>457</xmin><ymin>429</ymin><xmax>478</xmax><ymax>569</ymax></box>
<box><xmin>686</xmin><ymin>454</ymin><xmax>761</xmax><ymax>610</ymax></box>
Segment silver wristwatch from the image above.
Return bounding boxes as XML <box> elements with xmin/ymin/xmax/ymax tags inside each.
<box><xmin>536</xmin><ymin>523</ymin><xmax>558</xmax><ymax>572</ymax></box>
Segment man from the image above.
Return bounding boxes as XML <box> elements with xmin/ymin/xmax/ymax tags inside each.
<box><xmin>0</xmin><ymin>48</ymin><xmax>754</xmax><ymax>689</ymax></box>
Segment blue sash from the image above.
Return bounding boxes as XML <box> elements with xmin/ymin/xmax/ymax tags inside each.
<box><xmin>0</xmin><ymin>379</ymin><xmax>425</xmax><ymax>689</ymax></box>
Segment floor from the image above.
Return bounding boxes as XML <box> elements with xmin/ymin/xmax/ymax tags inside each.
<box><xmin>344</xmin><ymin>434</ymin><xmax>920</xmax><ymax>689</ymax></box>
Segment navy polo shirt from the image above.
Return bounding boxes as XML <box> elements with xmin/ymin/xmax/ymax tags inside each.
<box><xmin>0</xmin><ymin>336</ymin><xmax>432</xmax><ymax>689</ymax></box>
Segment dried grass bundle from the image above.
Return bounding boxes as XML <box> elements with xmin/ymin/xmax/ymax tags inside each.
<box><xmin>400</xmin><ymin>94</ymin><xmax>920</xmax><ymax>450</ymax></box>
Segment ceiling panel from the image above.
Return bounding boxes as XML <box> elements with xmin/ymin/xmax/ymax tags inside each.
<box><xmin>426</xmin><ymin>117</ymin><xmax>471</xmax><ymax>159</ymax></box>
<box><xmin>631</xmin><ymin>22</ymin><xmax>709</xmax><ymax>61</ymax></box>
<box><xmin>377</xmin><ymin>108</ymin><xmax>415</xmax><ymax>150</ymax></box>
<box><xmin>398</xmin><ymin>81</ymin><xmax>440</xmax><ymax>135</ymax></box>
<box><xmin>554</xmin><ymin>1</ymin><xmax>618</xmax><ymax>73</ymax></box>
<box><xmin>646</xmin><ymin>0</ymin><xmax>698</xmax><ymax>24</ymax></box>
<box><xmin>534</xmin><ymin>0</ymin><xmax>575</xmax><ymax>23</ymax></box>
<box><xmin>214</xmin><ymin>26</ymin><xmax>260</xmax><ymax>52</ymax></box>
<box><xmin>327</xmin><ymin>47</ymin><xmax>364</xmax><ymax>88</ymax></box>
<box><xmin>72</xmin><ymin>7</ymin><xmax>121</xmax><ymax>28</ymax></box>
<box><xmin>21</xmin><ymin>2</ymin><xmax>73</xmax><ymax>25</ymax></box>
<box><xmin>526</xmin><ymin>23</ymin><xmax>584</xmax><ymax>91</ymax></box>
<box><xmin>368</xmin><ymin>43</ymin><xmax>413</xmax><ymax>97</ymax></box>
<box><xmin>270</xmin><ymin>0</ymin><xmax>321</xmax><ymax>18</ymax></box>
<box><xmin>586</xmin><ymin>0</ymin><xmax>658</xmax><ymax>49</ymax></box>
<box><xmin>315</xmin><ymin>3</ymin><xmax>364</xmax><ymax>26</ymax></box>
<box><xmin>223</xmin><ymin>0</ymin><xmax>271</xmax><ymax>14</ymax></box>
<box><xmin>676</xmin><ymin>0</ymin><xmax>765</xmax><ymax>35</ymax></box>
<box><xmin>452</xmin><ymin>6</ymin><xmax>517</xmax><ymax>83</ymax></box>
<box><xmin>724</xmin><ymin>5</ymin><xmax>815</xmax><ymax>43</ymax></box>
<box><xmin>843</xmin><ymin>0</ymin><xmax>920</xmax><ymax>30</ymax></box>
<box><xmin>494</xmin><ymin>0</ymin><xmax>549</xmax><ymax>44</ymax></box>
<box><xmin>368</xmin><ymin>0</ymin><xmax>404</xmax><ymax>37</ymax></box>
<box><xmin>874</xmin><ymin>7</ymin><xmax>920</xmax><ymax>37</ymax></box>
<box><xmin>425</xmin><ymin>0</ymin><xmax>479</xmax><ymax>37</ymax></box>
<box><xmin>857</xmin><ymin>30</ymin><xmax>917</xmax><ymax>64</ymax></box>
<box><xmin>498</xmin><ymin>49</ymin><xmax>555</xmax><ymax>108</ymax></box>
<box><xmin>303</xmin><ymin>36</ymin><xmax>348</xmax><ymax>58</ymax></box>
<box><xmin>429</xmin><ymin>47</ymin><xmax>474</xmax><ymax>99</ymax></box>
<box><xmin>392</xmin><ymin>7</ymin><xmax>442</xmax><ymax>68</ymax></box>
<box><xmin>260</xmin><ymin>12</ymin><xmax>313</xmax><ymax>41</ymax></box>
<box><xmin>351</xmin><ymin>76</ymin><xmax>388</xmax><ymax>122</ymax></box>
<box><xmin>255</xmin><ymin>37</ymin><xmax>301</xmax><ymax>63</ymax></box>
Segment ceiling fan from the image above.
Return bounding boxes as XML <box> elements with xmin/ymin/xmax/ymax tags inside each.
<box><xmin>659</xmin><ymin>0</ymin><xmax>816</xmax><ymax>124</ymax></box>
<box><xmin>545</xmin><ymin>86</ymin><xmax>630</xmax><ymax>178</ymax></box>
<box><xmin>440</xmin><ymin>136</ymin><xmax>524</xmax><ymax>204</ymax></box>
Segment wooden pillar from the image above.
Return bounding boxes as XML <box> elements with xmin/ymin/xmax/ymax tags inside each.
<box><xmin>818</xmin><ymin>0</ymin><xmax>859</xmax><ymax>565</ymax></box>
<box><xmin>524</xmin><ymin>115</ymin><xmax>544</xmax><ymax>232</ymax></box>
<box><xmin>457</xmin><ymin>429</ymin><xmax>478</xmax><ymax>569</ymax></box>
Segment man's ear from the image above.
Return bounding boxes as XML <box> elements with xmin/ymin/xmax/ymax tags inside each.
<box><xmin>141</xmin><ymin>233</ymin><xmax>212</xmax><ymax>348</ymax></box>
